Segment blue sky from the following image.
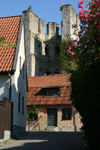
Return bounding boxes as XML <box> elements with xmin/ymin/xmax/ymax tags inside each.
<box><xmin>0</xmin><ymin>0</ymin><xmax>82</xmax><ymax>34</ymax></box>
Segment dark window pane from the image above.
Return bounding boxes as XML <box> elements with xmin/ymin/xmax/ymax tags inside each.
<box><xmin>18</xmin><ymin>93</ymin><xmax>21</xmax><ymax>112</ymax></box>
<box><xmin>44</xmin><ymin>88</ymin><xmax>60</xmax><ymax>97</ymax></box>
<box><xmin>62</xmin><ymin>108</ymin><xmax>71</xmax><ymax>120</ymax></box>
<box><xmin>22</xmin><ymin>97</ymin><xmax>24</xmax><ymax>115</ymax></box>
<box><xmin>47</xmin><ymin>89</ymin><xmax>52</xmax><ymax>96</ymax></box>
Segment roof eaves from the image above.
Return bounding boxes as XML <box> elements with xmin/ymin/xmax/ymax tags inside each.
<box><xmin>0</xmin><ymin>70</ymin><xmax>14</xmax><ymax>74</ymax></box>
<box><xmin>42</xmin><ymin>86</ymin><xmax>62</xmax><ymax>89</ymax></box>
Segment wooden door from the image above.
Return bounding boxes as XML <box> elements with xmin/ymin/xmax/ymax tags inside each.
<box><xmin>47</xmin><ymin>108</ymin><xmax>57</xmax><ymax>126</ymax></box>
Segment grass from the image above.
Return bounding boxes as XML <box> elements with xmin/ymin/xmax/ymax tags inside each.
<box><xmin>0</xmin><ymin>138</ymin><xmax>15</xmax><ymax>147</ymax></box>
<box><xmin>0</xmin><ymin>131</ymin><xmax>27</xmax><ymax>147</ymax></box>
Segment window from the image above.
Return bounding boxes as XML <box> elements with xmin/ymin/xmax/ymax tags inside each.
<box><xmin>29</xmin><ymin>113</ymin><xmax>38</xmax><ymax>120</ymax></box>
<box><xmin>23</xmin><ymin>64</ymin><xmax>25</xmax><ymax>79</ymax></box>
<box><xmin>44</xmin><ymin>88</ymin><xmax>61</xmax><ymax>97</ymax></box>
<box><xmin>22</xmin><ymin>97</ymin><xmax>24</xmax><ymax>115</ymax></box>
<box><xmin>55</xmin><ymin>46</ymin><xmax>60</xmax><ymax>55</ymax></box>
<box><xmin>18</xmin><ymin>93</ymin><xmax>21</xmax><ymax>112</ymax></box>
<box><xmin>45</xmin><ymin>47</ymin><xmax>49</xmax><ymax>55</ymax></box>
<box><xmin>62</xmin><ymin>108</ymin><xmax>71</xmax><ymax>120</ymax></box>
<box><xmin>39</xmin><ymin>68</ymin><xmax>42</xmax><ymax>76</ymax></box>
<box><xmin>44</xmin><ymin>71</ymin><xmax>50</xmax><ymax>76</ymax></box>
<box><xmin>56</xmin><ymin>27</ymin><xmax>59</xmax><ymax>35</ymax></box>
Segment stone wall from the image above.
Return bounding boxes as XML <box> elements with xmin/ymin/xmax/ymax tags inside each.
<box><xmin>61</xmin><ymin>4</ymin><xmax>80</xmax><ymax>40</ymax></box>
<box><xmin>24</xmin><ymin>4</ymin><xmax>79</xmax><ymax>77</ymax></box>
<box><xmin>23</xmin><ymin>10</ymin><xmax>31</xmax><ymax>76</ymax></box>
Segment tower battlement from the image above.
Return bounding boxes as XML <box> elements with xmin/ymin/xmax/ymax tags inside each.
<box><xmin>23</xmin><ymin>4</ymin><xmax>80</xmax><ymax>76</ymax></box>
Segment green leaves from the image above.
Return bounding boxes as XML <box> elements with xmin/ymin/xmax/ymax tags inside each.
<box><xmin>60</xmin><ymin>39</ymin><xmax>78</xmax><ymax>73</ymax></box>
<box><xmin>26</xmin><ymin>105</ymin><xmax>40</xmax><ymax>118</ymax></box>
<box><xmin>0</xmin><ymin>36</ymin><xmax>16</xmax><ymax>49</ymax></box>
<box><xmin>71</xmin><ymin>61</ymin><xmax>100</xmax><ymax>150</ymax></box>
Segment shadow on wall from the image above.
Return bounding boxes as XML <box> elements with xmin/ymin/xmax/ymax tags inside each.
<box><xmin>26</xmin><ymin>115</ymin><xmax>42</xmax><ymax>131</ymax></box>
<box><xmin>11</xmin><ymin>60</ymin><xmax>27</xmax><ymax>138</ymax></box>
<box><xmin>0</xmin><ymin>60</ymin><xmax>27</xmax><ymax>139</ymax></box>
<box><xmin>0</xmin><ymin>75</ymin><xmax>10</xmax><ymax>101</ymax></box>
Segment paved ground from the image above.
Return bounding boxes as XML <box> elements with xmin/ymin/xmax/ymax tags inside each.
<box><xmin>0</xmin><ymin>132</ymin><xmax>87</xmax><ymax>150</ymax></box>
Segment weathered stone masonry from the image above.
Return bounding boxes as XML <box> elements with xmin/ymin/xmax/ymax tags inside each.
<box><xmin>23</xmin><ymin>4</ymin><xmax>80</xmax><ymax>77</ymax></box>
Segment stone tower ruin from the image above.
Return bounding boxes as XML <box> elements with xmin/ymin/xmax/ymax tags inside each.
<box><xmin>23</xmin><ymin>4</ymin><xmax>80</xmax><ymax>77</ymax></box>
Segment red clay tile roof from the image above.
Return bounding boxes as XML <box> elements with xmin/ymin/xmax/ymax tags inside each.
<box><xmin>27</xmin><ymin>74</ymin><xmax>72</xmax><ymax>106</ymax></box>
<box><xmin>0</xmin><ymin>15</ymin><xmax>21</xmax><ymax>72</ymax></box>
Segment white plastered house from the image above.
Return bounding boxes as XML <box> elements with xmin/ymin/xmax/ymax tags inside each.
<box><xmin>0</xmin><ymin>14</ymin><xmax>28</xmax><ymax>140</ymax></box>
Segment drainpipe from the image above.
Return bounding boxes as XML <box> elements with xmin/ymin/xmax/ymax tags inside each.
<box><xmin>8</xmin><ymin>72</ymin><xmax>11</xmax><ymax>100</ymax></box>
<box><xmin>77</xmin><ymin>112</ymin><xmax>78</xmax><ymax>131</ymax></box>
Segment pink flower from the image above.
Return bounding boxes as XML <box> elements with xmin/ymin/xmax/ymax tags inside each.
<box><xmin>79</xmin><ymin>52</ymin><xmax>83</xmax><ymax>58</ymax></box>
<box><xmin>77</xmin><ymin>40</ymin><xmax>81</xmax><ymax>45</ymax></box>
<box><xmin>96</xmin><ymin>54</ymin><xmax>99</xmax><ymax>58</ymax></box>
<box><xmin>71</xmin><ymin>52</ymin><xmax>75</xmax><ymax>56</ymax></box>
<box><xmin>78</xmin><ymin>0</ymin><xmax>84</xmax><ymax>8</ymax></box>
<box><xmin>67</xmin><ymin>50</ymin><xmax>75</xmax><ymax>56</ymax></box>
<box><xmin>68</xmin><ymin>37</ymin><xmax>71</xmax><ymax>41</ymax></box>
<box><xmin>78</xmin><ymin>31</ymin><xmax>81</xmax><ymax>37</ymax></box>
<box><xmin>69</xmin><ymin>46</ymin><xmax>71</xmax><ymax>50</ymax></box>
<box><xmin>85</xmin><ymin>9</ymin><xmax>90</xmax><ymax>13</ymax></box>
<box><xmin>72</xmin><ymin>23</ymin><xmax>77</xmax><ymax>28</ymax></box>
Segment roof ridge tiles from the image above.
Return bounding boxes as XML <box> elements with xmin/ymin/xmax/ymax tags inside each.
<box><xmin>0</xmin><ymin>15</ymin><xmax>22</xmax><ymax>19</ymax></box>
<box><xmin>28</xmin><ymin>73</ymin><xmax>71</xmax><ymax>78</ymax></box>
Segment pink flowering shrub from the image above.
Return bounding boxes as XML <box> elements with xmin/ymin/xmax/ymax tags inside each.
<box><xmin>64</xmin><ymin>0</ymin><xmax>100</xmax><ymax>68</ymax></box>
<box><xmin>70</xmin><ymin>1</ymin><xmax>100</xmax><ymax>150</ymax></box>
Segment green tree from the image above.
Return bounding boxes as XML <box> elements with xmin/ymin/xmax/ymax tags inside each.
<box><xmin>67</xmin><ymin>0</ymin><xmax>100</xmax><ymax>149</ymax></box>
<box><xmin>60</xmin><ymin>39</ymin><xmax>78</xmax><ymax>73</ymax></box>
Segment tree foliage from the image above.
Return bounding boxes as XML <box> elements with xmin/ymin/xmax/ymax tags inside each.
<box><xmin>60</xmin><ymin>40</ymin><xmax>78</xmax><ymax>73</ymax></box>
<box><xmin>70</xmin><ymin>61</ymin><xmax>100</xmax><ymax>150</ymax></box>
<box><xmin>62</xmin><ymin>0</ymin><xmax>100</xmax><ymax>149</ymax></box>
<box><xmin>69</xmin><ymin>0</ymin><xmax>100</xmax><ymax>149</ymax></box>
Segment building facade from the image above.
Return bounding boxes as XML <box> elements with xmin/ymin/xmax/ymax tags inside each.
<box><xmin>23</xmin><ymin>4</ymin><xmax>80</xmax><ymax>77</ymax></box>
<box><xmin>26</xmin><ymin>74</ymin><xmax>82</xmax><ymax>131</ymax></box>
<box><xmin>0</xmin><ymin>14</ymin><xmax>28</xmax><ymax>140</ymax></box>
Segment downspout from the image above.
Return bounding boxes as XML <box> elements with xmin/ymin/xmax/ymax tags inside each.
<box><xmin>8</xmin><ymin>72</ymin><xmax>11</xmax><ymax>100</ymax></box>
<box><xmin>8</xmin><ymin>72</ymin><xmax>13</xmax><ymax>138</ymax></box>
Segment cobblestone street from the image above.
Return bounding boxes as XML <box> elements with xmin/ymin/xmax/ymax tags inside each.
<box><xmin>1</xmin><ymin>132</ymin><xmax>87</xmax><ymax>150</ymax></box>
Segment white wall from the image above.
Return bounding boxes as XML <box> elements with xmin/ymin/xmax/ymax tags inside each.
<box><xmin>0</xmin><ymin>75</ymin><xmax>9</xmax><ymax>101</ymax></box>
<box><xmin>11</xmin><ymin>15</ymin><xmax>27</xmax><ymax>129</ymax></box>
